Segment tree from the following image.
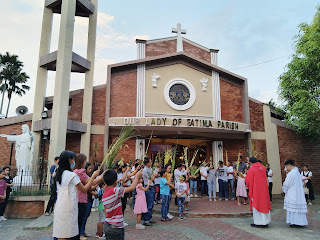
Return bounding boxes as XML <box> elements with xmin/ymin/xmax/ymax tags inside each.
<box><xmin>0</xmin><ymin>52</ymin><xmax>30</xmax><ymax>118</ymax></box>
<box><xmin>279</xmin><ymin>6</ymin><xmax>320</xmax><ymax>144</ymax></box>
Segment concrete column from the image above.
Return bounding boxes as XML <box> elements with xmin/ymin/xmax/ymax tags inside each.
<box><xmin>48</xmin><ymin>0</ymin><xmax>76</xmax><ymax>163</ymax></box>
<box><xmin>263</xmin><ymin>104</ymin><xmax>282</xmax><ymax>194</ymax></box>
<box><xmin>136</xmin><ymin>39</ymin><xmax>146</xmax><ymax>59</ymax></box>
<box><xmin>80</xmin><ymin>0</ymin><xmax>97</xmax><ymax>158</ymax></box>
<box><xmin>212</xmin><ymin>141</ymin><xmax>222</xmax><ymax>191</ymax></box>
<box><xmin>31</xmin><ymin>4</ymin><xmax>53</xmax><ymax>165</ymax></box>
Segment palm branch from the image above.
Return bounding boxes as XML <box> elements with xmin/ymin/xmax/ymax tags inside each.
<box><xmin>102</xmin><ymin>125</ymin><xmax>135</xmax><ymax>169</ymax></box>
<box><xmin>171</xmin><ymin>146</ymin><xmax>177</xmax><ymax>174</ymax></box>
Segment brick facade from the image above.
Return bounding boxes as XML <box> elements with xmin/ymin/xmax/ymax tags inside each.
<box><xmin>110</xmin><ymin>72</ymin><xmax>137</xmax><ymax>118</ymax></box>
<box><xmin>89</xmin><ymin>134</ymin><xmax>105</xmax><ymax>163</ymax></box>
<box><xmin>249</xmin><ymin>100</ymin><xmax>265</xmax><ymax>131</ymax></box>
<box><xmin>252</xmin><ymin>139</ymin><xmax>267</xmax><ymax>163</ymax></box>
<box><xmin>92</xmin><ymin>87</ymin><xmax>106</xmax><ymax>125</ymax></box>
<box><xmin>220</xmin><ymin>80</ymin><xmax>243</xmax><ymax>122</ymax></box>
<box><xmin>277</xmin><ymin>125</ymin><xmax>320</xmax><ymax>192</ymax></box>
<box><xmin>183</xmin><ymin>41</ymin><xmax>211</xmax><ymax>63</ymax></box>
<box><xmin>223</xmin><ymin>139</ymin><xmax>246</xmax><ymax>164</ymax></box>
<box><xmin>65</xmin><ymin>133</ymin><xmax>81</xmax><ymax>156</ymax></box>
<box><xmin>145</xmin><ymin>39</ymin><xmax>211</xmax><ymax>63</ymax></box>
<box><xmin>68</xmin><ymin>91</ymin><xmax>83</xmax><ymax>122</ymax></box>
<box><xmin>110</xmin><ymin>137</ymin><xmax>136</xmax><ymax>163</ymax></box>
<box><xmin>145</xmin><ymin>39</ymin><xmax>176</xmax><ymax>58</ymax></box>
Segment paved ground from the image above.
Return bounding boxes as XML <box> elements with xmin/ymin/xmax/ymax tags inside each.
<box><xmin>1</xmin><ymin>197</ymin><xmax>319</xmax><ymax>240</ymax></box>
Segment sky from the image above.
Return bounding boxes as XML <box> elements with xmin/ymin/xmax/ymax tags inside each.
<box><xmin>0</xmin><ymin>0</ymin><xmax>319</xmax><ymax>117</ymax></box>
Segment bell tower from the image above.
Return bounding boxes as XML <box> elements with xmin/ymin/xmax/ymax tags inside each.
<box><xmin>31</xmin><ymin>0</ymin><xmax>98</xmax><ymax>164</ymax></box>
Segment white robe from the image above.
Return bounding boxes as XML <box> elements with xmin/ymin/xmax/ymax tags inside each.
<box><xmin>282</xmin><ymin>167</ymin><xmax>308</xmax><ymax>226</ymax></box>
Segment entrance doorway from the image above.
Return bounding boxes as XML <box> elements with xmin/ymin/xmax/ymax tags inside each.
<box><xmin>149</xmin><ymin>138</ymin><xmax>209</xmax><ymax>167</ymax></box>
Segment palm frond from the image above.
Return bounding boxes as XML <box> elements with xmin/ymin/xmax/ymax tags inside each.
<box><xmin>101</xmin><ymin>125</ymin><xmax>135</xmax><ymax>169</ymax></box>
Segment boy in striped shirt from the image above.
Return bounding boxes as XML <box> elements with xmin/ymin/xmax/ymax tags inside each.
<box><xmin>102</xmin><ymin>169</ymin><xmax>142</xmax><ymax>240</ymax></box>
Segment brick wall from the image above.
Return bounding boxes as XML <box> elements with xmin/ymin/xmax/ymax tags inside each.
<box><xmin>277</xmin><ymin>125</ymin><xmax>320</xmax><ymax>192</ymax></box>
<box><xmin>110</xmin><ymin>72</ymin><xmax>137</xmax><ymax>117</ymax></box>
<box><xmin>5</xmin><ymin>199</ymin><xmax>45</xmax><ymax>218</ymax></box>
<box><xmin>220</xmin><ymin>80</ymin><xmax>243</xmax><ymax>122</ymax></box>
<box><xmin>68</xmin><ymin>91</ymin><xmax>83</xmax><ymax>122</ymax></box>
<box><xmin>183</xmin><ymin>41</ymin><xmax>211</xmax><ymax>63</ymax></box>
<box><xmin>92</xmin><ymin>87</ymin><xmax>106</xmax><ymax>125</ymax></box>
<box><xmin>89</xmin><ymin>134</ymin><xmax>105</xmax><ymax>163</ymax></box>
<box><xmin>145</xmin><ymin>40</ymin><xmax>176</xmax><ymax>58</ymax></box>
<box><xmin>252</xmin><ymin>139</ymin><xmax>267</xmax><ymax>163</ymax></box>
<box><xmin>249</xmin><ymin>100</ymin><xmax>265</xmax><ymax>131</ymax></box>
<box><xmin>65</xmin><ymin>133</ymin><xmax>81</xmax><ymax>155</ymax></box>
<box><xmin>223</xmin><ymin>139</ymin><xmax>246</xmax><ymax>164</ymax></box>
<box><xmin>110</xmin><ymin>136</ymin><xmax>136</xmax><ymax>163</ymax></box>
<box><xmin>0</xmin><ymin>121</ymin><xmax>32</xmax><ymax>167</ymax></box>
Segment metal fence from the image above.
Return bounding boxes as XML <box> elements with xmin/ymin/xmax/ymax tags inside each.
<box><xmin>10</xmin><ymin>166</ymin><xmax>51</xmax><ymax>196</ymax></box>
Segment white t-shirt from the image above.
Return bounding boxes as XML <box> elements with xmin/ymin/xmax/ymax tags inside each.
<box><xmin>227</xmin><ymin>166</ymin><xmax>234</xmax><ymax>180</ymax></box>
<box><xmin>57</xmin><ymin>170</ymin><xmax>80</xmax><ymax>201</ymax></box>
<box><xmin>154</xmin><ymin>168</ymin><xmax>161</xmax><ymax>185</ymax></box>
<box><xmin>117</xmin><ymin>173</ymin><xmax>124</xmax><ymax>187</ymax></box>
<box><xmin>200</xmin><ymin>167</ymin><xmax>209</xmax><ymax>180</ymax></box>
<box><xmin>267</xmin><ymin>169</ymin><xmax>273</xmax><ymax>183</ymax></box>
<box><xmin>174</xmin><ymin>169</ymin><xmax>187</xmax><ymax>183</ymax></box>
<box><xmin>175</xmin><ymin>182</ymin><xmax>187</xmax><ymax>198</ymax></box>
<box><xmin>301</xmin><ymin>171</ymin><xmax>312</xmax><ymax>177</ymax></box>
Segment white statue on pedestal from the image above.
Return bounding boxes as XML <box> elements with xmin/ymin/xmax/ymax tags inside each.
<box><xmin>0</xmin><ymin>124</ymin><xmax>34</xmax><ymax>185</ymax></box>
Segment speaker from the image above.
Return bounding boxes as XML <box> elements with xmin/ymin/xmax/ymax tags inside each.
<box><xmin>16</xmin><ymin>105</ymin><xmax>28</xmax><ymax>116</ymax></box>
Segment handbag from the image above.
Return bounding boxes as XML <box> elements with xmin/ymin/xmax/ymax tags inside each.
<box><xmin>304</xmin><ymin>186</ymin><xmax>309</xmax><ymax>195</ymax></box>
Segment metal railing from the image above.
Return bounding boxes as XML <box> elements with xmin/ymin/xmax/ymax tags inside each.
<box><xmin>9</xmin><ymin>166</ymin><xmax>51</xmax><ymax>196</ymax></box>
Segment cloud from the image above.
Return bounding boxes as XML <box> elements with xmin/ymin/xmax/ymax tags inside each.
<box><xmin>0</xmin><ymin>3</ymin><xmax>136</xmax><ymax>117</ymax></box>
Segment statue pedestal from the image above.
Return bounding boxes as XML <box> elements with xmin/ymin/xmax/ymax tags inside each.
<box><xmin>13</xmin><ymin>168</ymin><xmax>34</xmax><ymax>186</ymax></box>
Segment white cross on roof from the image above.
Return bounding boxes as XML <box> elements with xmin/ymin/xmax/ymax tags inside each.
<box><xmin>172</xmin><ymin>23</ymin><xmax>186</xmax><ymax>52</ymax></box>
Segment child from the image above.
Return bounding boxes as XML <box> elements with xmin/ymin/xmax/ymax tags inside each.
<box><xmin>102</xmin><ymin>169</ymin><xmax>142</xmax><ymax>240</ymax></box>
<box><xmin>160</xmin><ymin>169</ymin><xmax>174</xmax><ymax>222</ymax></box>
<box><xmin>96</xmin><ymin>183</ymin><xmax>105</xmax><ymax>239</ymax></box>
<box><xmin>134</xmin><ymin>176</ymin><xmax>154</xmax><ymax>229</ymax></box>
<box><xmin>207</xmin><ymin>164</ymin><xmax>217</xmax><ymax>201</ymax></box>
<box><xmin>0</xmin><ymin>170</ymin><xmax>7</xmax><ymax>212</ymax></box>
<box><xmin>184</xmin><ymin>175</ymin><xmax>191</xmax><ymax>211</ymax></box>
<box><xmin>175</xmin><ymin>175</ymin><xmax>187</xmax><ymax>220</ymax></box>
<box><xmin>236</xmin><ymin>173</ymin><xmax>247</xmax><ymax>205</ymax></box>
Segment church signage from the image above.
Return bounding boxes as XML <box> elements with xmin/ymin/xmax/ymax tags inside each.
<box><xmin>108</xmin><ymin>117</ymin><xmax>250</xmax><ymax>132</ymax></box>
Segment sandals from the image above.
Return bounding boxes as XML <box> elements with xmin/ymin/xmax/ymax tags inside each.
<box><xmin>237</xmin><ymin>203</ymin><xmax>241</xmax><ymax>205</ymax></box>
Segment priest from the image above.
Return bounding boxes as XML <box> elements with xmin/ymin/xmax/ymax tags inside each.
<box><xmin>282</xmin><ymin>159</ymin><xmax>308</xmax><ymax>227</ymax></box>
<box><xmin>245</xmin><ymin>157</ymin><xmax>271</xmax><ymax>227</ymax></box>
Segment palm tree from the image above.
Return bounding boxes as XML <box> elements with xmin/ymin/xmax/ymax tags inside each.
<box><xmin>0</xmin><ymin>52</ymin><xmax>30</xmax><ymax>118</ymax></box>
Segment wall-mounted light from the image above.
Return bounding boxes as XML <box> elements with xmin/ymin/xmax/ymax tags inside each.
<box><xmin>41</xmin><ymin>111</ymin><xmax>48</xmax><ymax>119</ymax></box>
<box><xmin>218</xmin><ymin>143</ymin><xmax>223</xmax><ymax>151</ymax></box>
<box><xmin>43</xmin><ymin>127</ymin><xmax>49</xmax><ymax>140</ymax></box>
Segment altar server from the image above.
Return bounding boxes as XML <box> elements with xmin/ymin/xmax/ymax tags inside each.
<box><xmin>282</xmin><ymin>160</ymin><xmax>308</xmax><ymax>227</ymax></box>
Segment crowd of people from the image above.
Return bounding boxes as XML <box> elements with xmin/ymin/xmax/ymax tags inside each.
<box><xmin>0</xmin><ymin>149</ymin><xmax>314</xmax><ymax>239</ymax></box>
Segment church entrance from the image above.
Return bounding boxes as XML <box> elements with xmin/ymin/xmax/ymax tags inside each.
<box><xmin>149</xmin><ymin>138</ymin><xmax>209</xmax><ymax>167</ymax></box>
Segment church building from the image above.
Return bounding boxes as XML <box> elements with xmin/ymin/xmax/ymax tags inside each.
<box><xmin>0</xmin><ymin>24</ymin><xmax>319</xmax><ymax>195</ymax></box>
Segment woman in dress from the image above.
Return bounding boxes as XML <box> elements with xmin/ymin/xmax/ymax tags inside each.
<box><xmin>52</xmin><ymin>151</ymin><xmax>100</xmax><ymax>240</ymax></box>
<box><xmin>301</xmin><ymin>165</ymin><xmax>315</xmax><ymax>205</ymax></box>
<box><xmin>134</xmin><ymin>176</ymin><xmax>153</xmax><ymax>229</ymax></box>
<box><xmin>0</xmin><ymin>166</ymin><xmax>13</xmax><ymax>220</ymax></box>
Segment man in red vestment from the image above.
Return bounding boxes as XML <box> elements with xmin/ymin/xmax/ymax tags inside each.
<box><xmin>245</xmin><ymin>157</ymin><xmax>271</xmax><ymax>227</ymax></box>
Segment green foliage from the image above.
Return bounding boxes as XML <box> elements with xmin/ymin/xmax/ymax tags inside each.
<box><xmin>0</xmin><ymin>52</ymin><xmax>30</xmax><ymax>117</ymax></box>
<box><xmin>102</xmin><ymin>125</ymin><xmax>135</xmax><ymax>169</ymax></box>
<box><xmin>279</xmin><ymin>6</ymin><xmax>320</xmax><ymax>143</ymax></box>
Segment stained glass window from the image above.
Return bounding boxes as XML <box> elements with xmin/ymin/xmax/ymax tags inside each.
<box><xmin>169</xmin><ymin>84</ymin><xmax>190</xmax><ymax>105</ymax></box>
